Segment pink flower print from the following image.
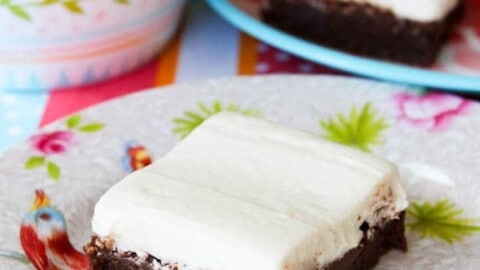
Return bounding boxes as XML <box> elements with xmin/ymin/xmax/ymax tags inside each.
<box><xmin>395</xmin><ymin>93</ymin><xmax>471</xmax><ymax>131</ymax></box>
<box><xmin>30</xmin><ymin>131</ymin><xmax>74</xmax><ymax>155</ymax></box>
<box><xmin>24</xmin><ymin>115</ymin><xmax>104</xmax><ymax>181</ymax></box>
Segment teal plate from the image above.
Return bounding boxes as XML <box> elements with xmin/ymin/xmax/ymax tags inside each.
<box><xmin>206</xmin><ymin>0</ymin><xmax>480</xmax><ymax>92</ymax></box>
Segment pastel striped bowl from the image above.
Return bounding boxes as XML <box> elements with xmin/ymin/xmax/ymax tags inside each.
<box><xmin>0</xmin><ymin>0</ymin><xmax>186</xmax><ymax>92</ymax></box>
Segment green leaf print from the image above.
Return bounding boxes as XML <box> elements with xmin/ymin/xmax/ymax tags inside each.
<box><xmin>320</xmin><ymin>102</ymin><xmax>388</xmax><ymax>152</ymax></box>
<box><xmin>46</xmin><ymin>161</ymin><xmax>60</xmax><ymax>181</ymax></box>
<box><xmin>38</xmin><ymin>0</ymin><xmax>59</xmax><ymax>5</ymax></box>
<box><xmin>66</xmin><ymin>114</ymin><xmax>82</xmax><ymax>129</ymax></box>
<box><xmin>63</xmin><ymin>0</ymin><xmax>83</xmax><ymax>14</ymax></box>
<box><xmin>173</xmin><ymin>101</ymin><xmax>261</xmax><ymax>139</ymax></box>
<box><xmin>408</xmin><ymin>200</ymin><xmax>480</xmax><ymax>244</ymax></box>
<box><xmin>8</xmin><ymin>5</ymin><xmax>31</xmax><ymax>21</ymax></box>
<box><xmin>2</xmin><ymin>0</ymin><xmax>128</xmax><ymax>21</ymax></box>
<box><xmin>25</xmin><ymin>156</ymin><xmax>45</xmax><ymax>169</ymax></box>
<box><xmin>78</xmin><ymin>123</ymin><xmax>105</xmax><ymax>133</ymax></box>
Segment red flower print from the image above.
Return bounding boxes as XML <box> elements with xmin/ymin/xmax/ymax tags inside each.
<box><xmin>30</xmin><ymin>131</ymin><xmax>74</xmax><ymax>155</ymax></box>
<box><xmin>395</xmin><ymin>93</ymin><xmax>471</xmax><ymax>131</ymax></box>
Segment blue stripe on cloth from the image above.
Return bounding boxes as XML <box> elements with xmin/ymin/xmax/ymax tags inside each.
<box><xmin>0</xmin><ymin>93</ymin><xmax>48</xmax><ymax>153</ymax></box>
<box><xmin>175</xmin><ymin>1</ymin><xmax>239</xmax><ymax>83</ymax></box>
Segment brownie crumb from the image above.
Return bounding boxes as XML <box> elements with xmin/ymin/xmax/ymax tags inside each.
<box><xmin>359</xmin><ymin>221</ymin><xmax>370</xmax><ymax>232</ymax></box>
<box><xmin>84</xmin><ymin>236</ymin><xmax>185</xmax><ymax>270</ymax></box>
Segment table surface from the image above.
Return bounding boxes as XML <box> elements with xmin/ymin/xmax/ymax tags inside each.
<box><xmin>0</xmin><ymin>1</ymin><xmax>476</xmax><ymax>153</ymax></box>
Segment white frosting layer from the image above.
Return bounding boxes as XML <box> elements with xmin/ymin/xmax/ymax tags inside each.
<box><xmin>332</xmin><ymin>0</ymin><xmax>458</xmax><ymax>22</ymax></box>
<box><xmin>92</xmin><ymin>113</ymin><xmax>407</xmax><ymax>270</ymax></box>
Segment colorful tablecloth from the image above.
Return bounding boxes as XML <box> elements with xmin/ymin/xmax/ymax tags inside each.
<box><xmin>0</xmin><ymin>1</ymin><xmax>469</xmax><ymax>153</ymax></box>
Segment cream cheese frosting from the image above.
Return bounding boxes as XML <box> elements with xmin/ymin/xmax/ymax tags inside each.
<box><xmin>92</xmin><ymin>112</ymin><xmax>408</xmax><ymax>269</ymax></box>
<box><xmin>316</xmin><ymin>0</ymin><xmax>459</xmax><ymax>22</ymax></box>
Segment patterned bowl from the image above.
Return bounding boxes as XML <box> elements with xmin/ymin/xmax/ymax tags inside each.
<box><xmin>0</xmin><ymin>0</ymin><xmax>186</xmax><ymax>92</ymax></box>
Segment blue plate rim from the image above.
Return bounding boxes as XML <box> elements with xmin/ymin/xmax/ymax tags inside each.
<box><xmin>206</xmin><ymin>0</ymin><xmax>480</xmax><ymax>93</ymax></box>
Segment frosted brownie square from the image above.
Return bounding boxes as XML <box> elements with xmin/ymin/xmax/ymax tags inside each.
<box><xmin>85</xmin><ymin>112</ymin><xmax>408</xmax><ymax>270</ymax></box>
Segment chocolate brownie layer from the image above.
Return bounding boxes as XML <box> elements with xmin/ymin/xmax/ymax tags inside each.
<box><xmin>261</xmin><ymin>0</ymin><xmax>463</xmax><ymax>66</ymax></box>
<box><xmin>325</xmin><ymin>211</ymin><xmax>407</xmax><ymax>270</ymax></box>
<box><xmin>84</xmin><ymin>236</ymin><xmax>182</xmax><ymax>270</ymax></box>
<box><xmin>85</xmin><ymin>212</ymin><xmax>407</xmax><ymax>270</ymax></box>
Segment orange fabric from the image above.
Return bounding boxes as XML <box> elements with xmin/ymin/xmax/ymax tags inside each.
<box><xmin>237</xmin><ymin>33</ymin><xmax>258</xmax><ymax>75</ymax></box>
<box><xmin>155</xmin><ymin>34</ymin><xmax>183</xmax><ymax>86</ymax></box>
